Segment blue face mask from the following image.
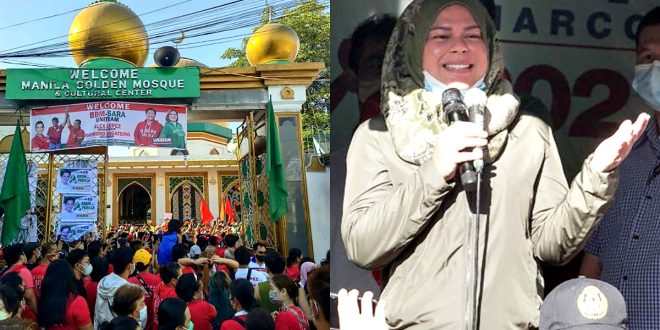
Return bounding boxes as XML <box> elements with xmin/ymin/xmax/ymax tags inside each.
<box><xmin>423</xmin><ymin>71</ymin><xmax>487</xmax><ymax>95</ymax></box>
<box><xmin>632</xmin><ymin>60</ymin><xmax>660</xmax><ymax>111</ymax></box>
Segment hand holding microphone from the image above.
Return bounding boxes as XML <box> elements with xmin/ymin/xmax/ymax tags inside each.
<box><xmin>432</xmin><ymin>88</ymin><xmax>487</xmax><ymax>189</ymax></box>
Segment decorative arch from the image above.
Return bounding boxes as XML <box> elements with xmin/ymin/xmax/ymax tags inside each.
<box><xmin>210</xmin><ymin>148</ymin><xmax>220</xmax><ymax>155</ymax></box>
<box><xmin>170</xmin><ymin>180</ymin><xmax>204</xmax><ymax>221</ymax></box>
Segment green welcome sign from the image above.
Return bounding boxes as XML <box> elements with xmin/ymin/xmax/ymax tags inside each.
<box><xmin>6</xmin><ymin>58</ymin><xmax>200</xmax><ymax>100</ymax></box>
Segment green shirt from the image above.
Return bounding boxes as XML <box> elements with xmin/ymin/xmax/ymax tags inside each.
<box><xmin>160</xmin><ymin>121</ymin><xmax>185</xmax><ymax>149</ymax></box>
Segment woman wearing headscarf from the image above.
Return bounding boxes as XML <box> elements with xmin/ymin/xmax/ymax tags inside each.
<box><xmin>341</xmin><ymin>0</ymin><xmax>649</xmax><ymax>328</ymax></box>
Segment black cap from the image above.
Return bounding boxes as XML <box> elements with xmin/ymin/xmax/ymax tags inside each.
<box><xmin>540</xmin><ymin>277</ymin><xmax>627</xmax><ymax>330</ymax></box>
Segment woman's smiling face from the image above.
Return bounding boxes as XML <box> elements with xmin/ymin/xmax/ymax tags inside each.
<box><xmin>422</xmin><ymin>4</ymin><xmax>488</xmax><ymax>87</ymax></box>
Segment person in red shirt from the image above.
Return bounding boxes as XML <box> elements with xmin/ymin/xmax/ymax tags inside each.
<box><xmin>127</xmin><ymin>249</ymin><xmax>159</xmax><ymax>330</ymax></box>
<box><xmin>47</xmin><ymin>116</ymin><xmax>64</xmax><ymax>150</ymax></box>
<box><xmin>175</xmin><ymin>274</ymin><xmax>217</xmax><ymax>330</ymax></box>
<box><xmin>2</xmin><ymin>244</ymin><xmax>38</xmax><ymax>317</ymax></box>
<box><xmin>221</xmin><ymin>279</ymin><xmax>256</xmax><ymax>330</ymax></box>
<box><xmin>285</xmin><ymin>248</ymin><xmax>303</xmax><ymax>282</ymax></box>
<box><xmin>37</xmin><ymin>260</ymin><xmax>92</xmax><ymax>330</ymax></box>
<box><xmin>153</xmin><ymin>262</ymin><xmax>181</xmax><ymax>330</ymax></box>
<box><xmin>134</xmin><ymin>108</ymin><xmax>164</xmax><ymax>146</ymax></box>
<box><xmin>32</xmin><ymin>121</ymin><xmax>50</xmax><ymax>151</ymax></box>
<box><xmin>31</xmin><ymin>242</ymin><xmax>58</xmax><ymax>301</ymax></box>
<box><xmin>66</xmin><ymin>119</ymin><xmax>85</xmax><ymax>148</ymax></box>
<box><xmin>270</xmin><ymin>274</ymin><xmax>310</xmax><ymax>330</ymax></box>
<box><xmin>84</xmin><ymin>256</ymin><xmax>108</xmax><ymax>322</ymax></box>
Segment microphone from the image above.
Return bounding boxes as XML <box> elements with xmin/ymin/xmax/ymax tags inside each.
<box><xmin>465</xmin><ymin>88</ymin><xmax>488</xmax><ymax>173</ymax></box>
<box><xmin>442</xmin><ymin>88</ymin><xmax>477</xmax><ymax>191</ymax></box>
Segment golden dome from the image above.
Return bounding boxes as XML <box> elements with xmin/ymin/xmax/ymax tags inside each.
<box><xmin>246</xmin><ymin>23</ymin><xmax>299</xmax><ymax>65</ymax></box>
<box><xmin>148</xmin><ymin>57</ymin><xmax>209</xmax><ymax>68</ymax></box>
<box><xmin>68</xmin><ymin>0</ymin><xmax>148</xmax><ymax>67</ymax></box>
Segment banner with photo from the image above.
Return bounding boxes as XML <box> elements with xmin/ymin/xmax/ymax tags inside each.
<box><xmin>56</xmin><ymin>161</ymin><xmax>98</xmax><ymax>195</ymax></box>
<box><xmin>60</xmin><ymin>195</ymin><xmax>98</xmax><ymax>223</ymax></box>
<box><xmin>30</xmin><ymin>101</ymin><xmax>187</xmax><ymax>151</ymax></box>
<box><xmin>57</xmin><ymin>222</ymin><xmax>97</xmax><ymax>242</ymax></box>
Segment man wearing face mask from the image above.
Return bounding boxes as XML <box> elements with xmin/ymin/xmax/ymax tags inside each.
<box><xmin>248</xmin><ymin>242</ymin><xmax>268</xmax><ymax>274</ymax></box>
<box><xmin>94</xmin><ymin>247</ymin><xmax>135</xmax><ymax>329</ymax></box>
<box><xmin>580</xmin><ymin>6</ymin><xmax>660</xmax><ymax>329</ymax></box>
<box><xmin>66</xmin><ymin>249</ymin><xmax>90</xmax><ymax>301</ymax></box>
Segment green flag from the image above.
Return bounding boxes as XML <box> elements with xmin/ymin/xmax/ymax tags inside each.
<box><xmin>266</xmin><ymin>99</ymin><xmax>288</xmax><ymax>223</ymax></box>
<box><xmin>0</xmin><ymin>121</ymin><xmax>30</xmax><ymax>245</ymax></box>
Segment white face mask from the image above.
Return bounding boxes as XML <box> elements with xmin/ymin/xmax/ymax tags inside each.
<box><xmin>423</xmin><ymin>71</ymin><xmax>487</xmax><ymax>94</ymax></box>
<box><xmin>632</xmin><ymin>60</ymin><xmax>660</xmax><ymax>111</ymax></box>
<box><xmin>0</xmin><ymin>310</ymin><xmax>9</xmax><ymax>321</ymax></box>
<box><xmin>80</xmin><ymin>263</ymin><xmax>93</xmax><ymax>276</ymax></box>
<box><xmin>138</xmin><ymin>305</ymin><xmax>147</xmax><ymax>327</ymax></box>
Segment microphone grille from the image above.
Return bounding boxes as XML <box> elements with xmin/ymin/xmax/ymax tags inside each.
<box><xmin>441</xmin><ymin>88</ymin><xmax>462</xmax><ymax>105</ymax></box>
<box><xmin>464</xmin><ymin>88</ymin><xmax>488</xmax><ymax>107</ymax></box>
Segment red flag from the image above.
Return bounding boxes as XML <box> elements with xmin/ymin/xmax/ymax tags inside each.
<box><xmin>199</xmin><ymin>198</ymin><xmax>214</xmax><ymax>226</ymax></box>
<box><xmin>225</xmin><ymin>197</ymin><xmax>235</xmax><ymax>224</ymax></box>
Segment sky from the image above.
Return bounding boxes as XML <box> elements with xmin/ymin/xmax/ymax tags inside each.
<box><xmin>0</xmin><ymin>0</ymin><xmax>256</xmax><ymax>69</ymax></box>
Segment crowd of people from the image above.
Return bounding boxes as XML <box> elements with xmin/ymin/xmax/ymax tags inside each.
<box><xmin>0</xmin><ymin>219</ymin><xmax>330</xmax><ymax>330</ymax></box>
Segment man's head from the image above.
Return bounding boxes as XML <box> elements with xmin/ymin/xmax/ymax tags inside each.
<box><xmin>51</xmin><ymin>117</ymin><xmax>59</xmax><ymax>126</ymax></box>
<box><xmin>224</xmin><ymin>234</ymin><xmax>239</xmax><ymax>249</ymax></box>
<box><xmin>307</xmin><ymin>264</ymin><xmax>330</xmax><ymax>328</ymax></box>
<box><xmin>253</xmin><ymin>242</ymin><xmax>267</xmax><ymax>263</ymax></box>
<box><xmin>264</xmin><ymin>251</ymin><xmax>286</xmax><ymax>275</ymax></box>
<box><xmin>234</xmin><ymin>246</ymin><xmax>251</xmax><ymax>266</ymax></box>
<box><xmin>160</xmin><ymin>262</ymin><xmax>182</xmax><ymax>287</ymax></box>
<box><xmin>636</xmin><ymin>6</ymin><xmax>660</xmax><ymax>63</ymax></box>
<box><xmin>41</xmin><ymin>242</ymin><xmax>59</xmax><ymax>262</ymax></box>
<box><xmin>109</xmin><ymin>247</ymin><xmax>135</xmax><ymax>276</ymax></box>
<box><xmin>73</xmin><ymin>119</ymin><xmax>82</xmax><ymax>129</ymax></box>
<box><xmin>61</xmin><ymin>171</ymin><xmax>71</xmax><ymax>186</ymax></box>
<box><xmin>3</xmin><ymin>244</ymin><xmax>26</xmax><ymax>266</ymax></box>
<box><xmin>60</xmin><ymin>226</ymin><xmax>71</xmax><ymax>239</ymax></box>
<box><xmin>349</xmin><ymin>14</ymin><xmax>397</xmax><ymax>82</ymax></box>
<box><xmin>64</xmin><ymin>197</ymin><xmax>75</xmax><ymax>212</ymax></box>
<box><xmin>22</xmin><ymin>243</ymin><xmax>40</xmax><ymax>263</ymax></box>
<box><xmin>133</xmin><ymin>248</ymin><xmax>151</xmax><ymax>272</ymax></box>
<box><xmin>632</xmin><ymin>7</ymin><xmax>660</xmax><ymax>111</ymax></box>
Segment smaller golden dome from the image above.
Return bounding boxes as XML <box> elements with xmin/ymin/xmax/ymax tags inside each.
<box><xmin>246</xmin><ymin>23</ymin><xmax>299</xmax><ymax>65</ymax></box>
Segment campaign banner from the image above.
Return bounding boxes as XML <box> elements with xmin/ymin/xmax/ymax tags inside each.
<box><xmin>30</xmin><ymin>101</ymin><xmax>187</xmax><ymax>151</ymax></box>
<box><xmin>57</xmin><ymin>222</ymin><xmax>96</xmax><ymax>242</ymax></box>
<box><xmin>56</xmin><ymin>166</ymin><xmax>98</xmax><ymax>195</ymax></box>
<box><xmin>60</xmin><ymin>195</ymin><xmax>98</xmax><ymax>222</ymax></box>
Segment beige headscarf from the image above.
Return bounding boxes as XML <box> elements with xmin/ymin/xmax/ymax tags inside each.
<box><xmin>381</xmin><ymin>0</ymin><xmax>520</xmax><ymax>165</ymax></box>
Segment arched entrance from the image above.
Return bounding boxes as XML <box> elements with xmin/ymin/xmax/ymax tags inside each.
<box><xmin>170</xmin><ymin>181</ymin><xmax>203</xmax><ymax>221</ymax></box>
<box><xmin>118</xmin><ymin>182</ymin><xmax>151</xmax><ymax>224</ymax></box>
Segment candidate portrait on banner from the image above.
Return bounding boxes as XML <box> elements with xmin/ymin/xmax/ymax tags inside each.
<box><xmin>134</xmin><ymin>108</ymin><xmax>163</xmax><ymax>146</ymax></box>
<box><xmin>59</xmin><ymin>195</ymin><xmax>98</xmax><ymax>223</ymax></box>
<box><xmin>156</xmin><ymin>108</ymin><xmax>186</xmax><ymax>149</ymax></box>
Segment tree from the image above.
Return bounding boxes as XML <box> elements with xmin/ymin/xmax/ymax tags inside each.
<box><xmin>221</xmin><ymin>0</ymin><xmax>330</xmax><ymax>153</ymax></box>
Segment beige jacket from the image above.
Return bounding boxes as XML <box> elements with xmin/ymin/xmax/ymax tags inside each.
<box><xmin>341</xmin><ymin>113</ymin><xmax>617</xmax><ymax>329</ymax></box>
